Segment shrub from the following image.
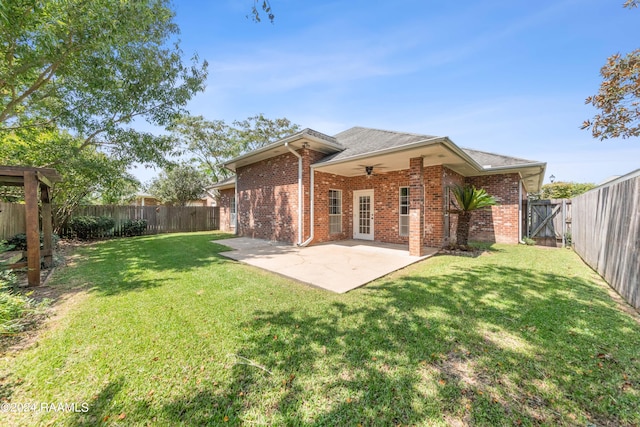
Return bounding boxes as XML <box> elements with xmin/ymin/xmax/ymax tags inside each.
<box><xmin>0</xmin><ymin>283</ymin><xmax>49</xmax><ymax>334</ymax></box>
<box><xmin>69</xmin><ymin>216</ymin><xmax>115</xmax><ymax>240</ymax></box>
<box><xmin>522</xmin><ymin>237</ymin><xmax>536</xmax><ymax>246</ymax></box>
<box><xmin>122</xmin><ymin>219</ymin><xmax>148</xmax><ymax>236</ymax></box>
<box><xmin>564</xmin><ymin>232</ymin><xmax>572</xmax><ymax>246</ymax></box>
<box><xmin>6</xmin><ymin>233</ymin><xmax>60</xmax><ymax>251</ymax></box>
<box><xmin>1</xmin><ymin>243</ymin><xmax>48</xmax><ymax>334</ymax></box>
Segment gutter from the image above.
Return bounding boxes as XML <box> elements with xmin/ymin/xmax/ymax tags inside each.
<box><xmin>518</xmin><ymin>179</ymin><xmax>525</xmax><ymax>244</ymax></box>
<box><xmin>285</xmin><ymin>142</ymin><xmax>303</xmax><ymax>245</ymax></box>
<box><xmin>234</xmin><ymin>174</ymin><xmax>238</xmax><ymax>233</ymax></box>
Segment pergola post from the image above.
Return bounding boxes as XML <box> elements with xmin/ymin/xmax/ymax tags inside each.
<box><xmin>23</xmin><ymin>171</ymin><xmax>41</xmax><ymax>286</ymax></box>
<box><xmin>1</xmin><ymin>165</ymin><xmax>61</xmax><ymax>285</ymax></box>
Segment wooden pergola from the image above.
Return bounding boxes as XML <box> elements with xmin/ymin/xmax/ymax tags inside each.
<box><xmin>0</xmin><ymin>166</ymin><xmax>62</xmax><ymax>286</ymax></box>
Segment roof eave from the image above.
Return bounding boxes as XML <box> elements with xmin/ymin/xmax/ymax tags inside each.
<box><xmin>211</xmin><ymin>182</ymin><xmax>236</xmax><ymax>190</ymax></box>
<box><xmin>312</xmin><ymin>136</ymin><xmax>449</xmax><ymax>168</ymax></box>
<box><xmin>476</xmin><ymin>162</ymin><xmax>547</xmax><ymax>193</ymax></box>
<box><xmin>224</xmin><ymin>130</ymin><xmax>343</xmax><ymax>172</ymax></box>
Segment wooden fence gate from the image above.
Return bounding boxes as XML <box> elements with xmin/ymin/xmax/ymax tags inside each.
<box><xmin>527</xmin><ymin>199</ymin><xmax>572</xmax><ymax>247</ymax></box>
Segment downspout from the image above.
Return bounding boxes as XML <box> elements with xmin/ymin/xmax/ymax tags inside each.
<box><xmin>234</xmin><ymin>175</ymin><xmax>239</xmax><ymax>234</ymax></box>
<box><xmin>284</xmin><ymin>142</ymin><xmax>303</xmax><ymax>245</ymax></box>
<box><xmin>299</xmin><ymin>164</ymin><xmax>314</xmax><ymax>247</ymax></box>
<box><xmin>518</xmin><ymin>179</ymin><xmax>524</xmax><ymax>244</ymax></box>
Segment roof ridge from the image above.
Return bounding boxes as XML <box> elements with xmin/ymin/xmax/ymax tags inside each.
<box><xmin>336</xmin><ymin>126</ymin><xmax>438</xmax><ymax>139</ymax></box>
<box><xmin>300</xmin><ymin>127</ymin><xmax>339</xmax><ymax>144</ymax></box>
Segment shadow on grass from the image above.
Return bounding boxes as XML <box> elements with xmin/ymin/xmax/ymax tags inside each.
<box><xmin>57</xmin><ymin>232</ymin><xmax>235</xmax><ymax>296</ymax></box>
<box><xmin>70</xmin><ymin>378</ymin><xmax>125</xmax><ymax>426</ymax></box>
<box><xmin>104</xmin><ymin>263</ymin><xmax>640</xmax><ymax>425</ymax></box>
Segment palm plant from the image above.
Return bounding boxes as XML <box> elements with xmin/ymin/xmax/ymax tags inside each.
<box><xmin>450</xmin><ymin>184</ymin><xmax>497</xmax><ymax>247</ymax></box>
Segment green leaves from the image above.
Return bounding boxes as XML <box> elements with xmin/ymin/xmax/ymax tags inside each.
<box><xmin>170</xmin><ymin>114</ymin><xmax>300</xmax><ymax>182</ymax></box>
<box><xmin>147</xmin><ymin>163</ymin><xmax>210</xmax><ymax>206</ymax></box>
<box><xmin>583</xmin><ymin>4</ymin><xmax>639</xmax><ymax>140</ymax></box>
<box><xmin>248</xmin><ymin>0</ymin><xmax>275</xmax><ymax>23</ymax></box>
<box><xmin>539</xmin><ymin>182</ymin><xmax>595</xmax><ymax>199</ymax></box>
<box><xmin>450</xmin><ymin>185</ymin><xmax>497</xmax><ymax>213</ymax></box>
<box><xmin>450</xmin><ymin>185</ymin><xmax>497</xmax><ymax>246</ymax></box>
<box><xmin>584</xmin><ymin>48</ymin><xmax>640</xmax><ymax>140</ymax></box>
<box><xmin>0</xmin><ymin>0</ymin><xmax>207</xmax><ymax>164</ymax></box>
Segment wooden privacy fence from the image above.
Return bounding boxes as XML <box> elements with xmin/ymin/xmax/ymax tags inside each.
<box><xmin>572</xmin><ymin>169</ymin><xmax>640</xmax><ymax>311</ymax></box>
<box><xmin>57</xmin><ymin>205</ymin><xmax>220</xmax><ymax>237</ymax></box>
<box><xmin>0</xmin><ymin>202</ymin><xmax>26</xmax><ymax>240</ymax></box>
<box><xmin>527</xmin><ymin>199</ymin><xmax>572</xmax><ymax>247</ymax></box>
<box><xmin>1</xmin><ymin>204</ymin><xmax>219</xmax><ymax>240</ymax></box>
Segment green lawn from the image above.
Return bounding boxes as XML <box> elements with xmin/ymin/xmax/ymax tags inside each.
<box><xmin>1</xmin><ymin>231</ymin><xmax>639</xmax><ymax>426</ymax></box>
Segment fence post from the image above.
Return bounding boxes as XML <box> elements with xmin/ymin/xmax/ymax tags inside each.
<box><xmin>561</xmin><ymin>199</ymin><xmax>566</xmax><ymax>247</ymax></box>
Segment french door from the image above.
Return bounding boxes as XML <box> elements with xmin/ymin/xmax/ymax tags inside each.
<box><xmin>353</xmin><ymin>190</ymin><xmax>374</xmax><ymax>240</ymax></box>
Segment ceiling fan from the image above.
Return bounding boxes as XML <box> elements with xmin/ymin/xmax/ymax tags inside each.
<box><xmin>352</xmin><ymin>163</ymin><xmax>388</xmax><ymax>176</ymax></box>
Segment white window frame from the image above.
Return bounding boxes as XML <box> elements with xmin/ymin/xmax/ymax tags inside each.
<box><xmin>230</xmin><ymin>196</ymin><xmax>236</xmax><ymax>229</ymax></box>
<box><xmin>399</xmin><ymin>186</ymin><xmax>410</xmax><ymax>237</ymax></box>
<box><xmin>329</xmin><ymin>189</ymin><xmax>342</xmax><ymax>234</ymax></box>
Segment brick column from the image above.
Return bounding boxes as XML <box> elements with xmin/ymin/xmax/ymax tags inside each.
<box><xmin>409</xmin><ymin>157</ymin><xmax>424</xmax><ymax>256</ymax></box>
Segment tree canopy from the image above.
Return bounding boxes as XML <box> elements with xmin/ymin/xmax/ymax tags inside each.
<box><xmin>148</xmin><ymin>164</ymin><xmax>210</xmax><ymax>206</ymax></box>
<box><xmin>539</xmin><ymin>182</ymin><xmax>596</xmax><ymax>199</ymax></box>
<box><xmin>0</xmin><ymin>0</ymin><xmax>207</xmax><ymax>166</ymax></box>
<box><xmin>583</xmin><ymin>1</ymin><xmax>639</xmax><ymax>139</ymax></box>
<box><xmin>0</xmin><ymin>125</ymin><xmax>140</xmax><ymax>226</ymax></box>
<box><xmin>171</xmin><ymin>114</ymin><xmax>300</xmax><ymax>181</ymax></box>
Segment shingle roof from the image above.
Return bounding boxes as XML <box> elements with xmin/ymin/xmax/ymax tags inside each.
<box><xmin>323</xmin><ymin>127</ymin><xmax>440</xmax><ymax>163</ymax></box>
<box><xmin>461</xmin><ymin>148</ymin><xmax>540</xmax><ymax>169</ymax></box>
<box><xmin>301</xmin><ymin>128</ymin><xmax>340</xmax><ymax>146</ymax></box>
<box><xmin>319</xmin><ymin>127</ymin><xmax>540</xmax><ymax>168</ymax></box>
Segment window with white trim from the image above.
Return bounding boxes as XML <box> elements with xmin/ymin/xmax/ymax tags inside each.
<box><xmin>230</xmin><ymin>196</ymin><xmax>236</xmax><ymax>229</ymax></box>
<box><xmin>329</xmin><ymin>189</ymin><xmax>342</xmax><ymax>234</ymax></box>
<box><xmin>399</xmin><ymin>187</ymin><xmax>410</xmax><ymax>236</ymax></box>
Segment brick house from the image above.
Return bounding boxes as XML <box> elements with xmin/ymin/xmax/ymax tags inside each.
<box><xmin>212</xmin><ymin>127</ymin><xmax>546</xmax><ymax>256</ymax></box>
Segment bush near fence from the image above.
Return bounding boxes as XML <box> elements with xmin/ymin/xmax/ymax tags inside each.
<box><xmin>0</xmin><ymin>204</ymin><xmax>219</xmax><ymax>240</ymax></box>
<box><xmin>57</xmin><ymin>205</ymin><xmax>220</xmax><ymax>238</ymax></box>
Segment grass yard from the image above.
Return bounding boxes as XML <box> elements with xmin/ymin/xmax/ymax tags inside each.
<box><xmin>1</xmin><ymin>231</ymin><xmax>639</xmax><ymax>426</ymax></box>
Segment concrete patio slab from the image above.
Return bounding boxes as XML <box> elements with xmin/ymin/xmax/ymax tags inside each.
<box><xmin>214</xmin><ymin>237</ymin><xmax>438</xmax><ymax>293</ymax></box>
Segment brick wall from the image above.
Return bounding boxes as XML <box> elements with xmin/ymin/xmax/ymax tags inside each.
<box><xmin>313</xmin><ymin>171</ymin><xmax>351</xmax><ymax>243</ymax></box>
<box><xmin>466</xmin><ymin>173</ymin><xmax>521</xmax><ymax>244</ymax></box>
<box><xmin>236</xmin><ymin>151</ymin><xmax>300</xmax><ymax>243</ymax></box>
<box><xmin>219</xmin><ymin>188</ymin><xmax>235</xmax><ymax>232</ymax></box>
<box><xmin>312</xmin><ymin>169</ymin><xmax>413</xmax><ymax>244</ymax></box>
<box><xmin>303</xmin><ymin>149</ymin><xmax>327</xmax><ymax>243</ymax></box>
<box><xmin>349</xmin><ymin>169</ymin><xmax>412</xmax><ymax>245</ymax></box>
<box><xmin>229</xmin><ymin>152</ymin><xmax>523</xmax><ymax>246</ymax></box>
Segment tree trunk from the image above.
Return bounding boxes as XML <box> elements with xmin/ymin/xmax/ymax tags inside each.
<box><xmin>456</xmin><ymin>211</ymin><xmax>471</xmax><ymax>246</ymax></box>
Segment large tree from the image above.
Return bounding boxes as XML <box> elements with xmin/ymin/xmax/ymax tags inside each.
<box><xmin>583</xmin><ymin>1</ymin><xmax>639</xmax><ymax>139</ymax></box>
<box><xmin>0</xmin><ymin>125</ymin><xmax>140</xmax><ymax>228</ymax></box>
<box><xmin>0</xmin><ymin>0</ymin><xmax>207</xmax><ymax>166</ymax></box>
<box><xmin>147</xmin><ymin>164</ymin><xmax>209</xmax><ymax>206</ymax></box>
<box><xmin>171</xmin><ymin>114</ymin><xmax>300</xmax><ymax>181</ymax></box>
<box><xmin>169</xmin><ymin>115</ymin><xmax>238</xmax><ymax>182</ymax></box>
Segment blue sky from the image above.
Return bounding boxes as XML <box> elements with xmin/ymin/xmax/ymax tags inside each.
<box><xmin>132</xmin><ymin>0</ymin><xmax>639</xmax><ymax>185</ymax></box>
